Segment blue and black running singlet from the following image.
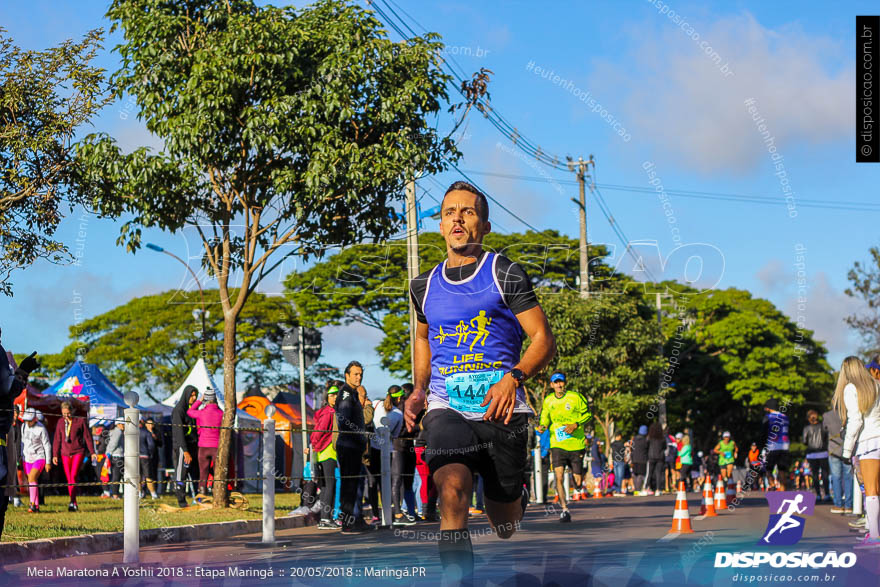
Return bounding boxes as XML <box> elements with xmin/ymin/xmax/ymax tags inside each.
<box><xmin>422</xmin><ymin>252</ymin><xmax>532</xmax><ymax>420</ymax></box>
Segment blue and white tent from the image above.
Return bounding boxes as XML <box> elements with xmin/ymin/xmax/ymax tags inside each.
<box><xmin>43</xmin><ymin>361</ymin><xmax>127</xmax><ymax>426</ymax></box>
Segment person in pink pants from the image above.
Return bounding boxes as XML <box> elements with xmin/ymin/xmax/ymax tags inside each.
<box><xmin>52</xmin><ymin>402</ymin><xmax>96</xmax><ymax>511</ymax></box>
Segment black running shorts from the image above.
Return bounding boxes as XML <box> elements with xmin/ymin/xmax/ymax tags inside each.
<box><xmin>549</xmin><ymin>448</ymin><xmax>585</xmax><ymax>476</ymax></box>
<box><xmin>765</xmin><ymin>450</ymin><xmax>791</xmax><ymax>473</ymax></box>
<box><xmin>421</xmin><ymin>408</ymin><xmax>529</xmax><ymax>503</ymax></box>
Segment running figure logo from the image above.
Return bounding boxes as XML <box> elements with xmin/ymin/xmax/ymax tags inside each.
<box><xmin>434</xmin><ymin>310</ymin><xmax>493</xmax><ymax>351</ymax></box>
<box><xmin>760</xmin><ymin>492</ymin><xmax>816</xmax><ymax>546</ymax></box>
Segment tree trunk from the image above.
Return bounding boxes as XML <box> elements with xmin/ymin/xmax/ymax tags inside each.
<box><xmin>212</xmin><ymin>315</ymin><xmax>238</xmax><ymax>508</ymax></box>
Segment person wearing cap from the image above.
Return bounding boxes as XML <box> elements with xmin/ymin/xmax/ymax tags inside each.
<box><xmin>187</xmin><ymin>388</ymin><xmax>224</xmax><ymax>495</ymax></box>
<box><xmin>762</xmin><ymin>397</ymin><xmax>791</xmax><ymax>491</ymax></box>
<box><xmin>172</xmin><ymin>384</ymin><xmax>200</xmax><ymax>507</ymax></box>
<box><xmin>311</xmin><ymin>381</ymin><xmax>341</xmax><ymax>530</ymax></box>
<box><xmin>631</xmin><ymin>425</ymin><xmax>649</xmax><ymax>495</ymax></box>
<box><xmin>52</xmin><ymin>400</ymin><xmax>97</xmax><ymax>512</ymax></box>
<box><xmin>20</xmin><ymin>408</ymin><xmax>51</xmax><ymax>513</ymax></box>
<box><xmin>536</xmin><ymin>371</ymin><xmax>591</xmax><ymax>522</ymax></box>
<box><xmin>713</xmin><ymin>431</ymin><xmax>738</xmax><ymax>482</ymax></box>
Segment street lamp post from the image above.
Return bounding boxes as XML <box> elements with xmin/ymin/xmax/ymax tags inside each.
<box><xmin>146</xmin><ymin>243</ymin><xmax>209</xmax><ymax>355</ymax></box>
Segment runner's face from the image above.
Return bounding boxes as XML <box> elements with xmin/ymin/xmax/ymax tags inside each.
<box><xmin>328</xmin><ymin>393</ymin><xmax>337</xmax><ymax>407</ymax></box>
<box><xmin>440</xmin><ymin>190</ymin><xmax>489</xmax><ymax>252</ymax></box>
<box><xmin>551</xmin><ymin>380</ymin><xmax>566</xmax><ymax>395</ymax></box>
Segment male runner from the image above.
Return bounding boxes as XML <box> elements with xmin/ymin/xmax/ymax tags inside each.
<box><xmin>763</xmin><ymin>398</ymin><xmax>791</xmax><ymax>490</ymax></box>
<box><xmin>535</xmin><ymin>372</ymin><xmax>591</xmax><ymax>522</ymax></box>
<box><xmin>713</xmin><ymin>431</ymin><xmax>738</xmax><ymax>482</ymax></box>
<box><xmin>405</xmin><ymin>181</ymin><xmax>556</xmax><ymax>584</ymax></box>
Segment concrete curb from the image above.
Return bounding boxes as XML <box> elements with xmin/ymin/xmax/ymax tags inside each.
<box><xmin>0</xmin><ymin>513</ymin><xmax>317</xmax><ymax>565</ymax></box>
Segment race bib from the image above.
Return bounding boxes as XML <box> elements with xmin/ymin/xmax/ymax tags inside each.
<box><xmin>554</xmin><ymin>425</ymin><xmax>573</xmax><ymax>442</ymax></box>
<box><xmin>724</xmin><ymin>451</ymin><xmax>732</xmax><ymax>459</ymax></box>
<box><xmin>446</xmin><ymin>370</ymin><xmax>504</xmax><ymax>413</ymax></box>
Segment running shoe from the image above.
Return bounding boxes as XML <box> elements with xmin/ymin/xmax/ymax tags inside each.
<box><xmin>559</xmin><ymin>509</ymin><xmax>571</xmax><ymax>523</ymax></box>
<box><xmin>27</xmin><ymin>505</ymin><xmax>38</xmax><ymax>514</ymax></box>
<box><xmin>849</xmin><ymin>517</ymin><xmax>866</xmax><ymax>530</ymax></box>
<box><xmin>468</xmin><ymin>507</ymin><xmax>484</xmax><ymax>515</ymax></box>
<box><xmin>844</xmin><ymin>508</ymin><xmax>853</xmax><ymax>514</ymax></box>
<box><xmin>854</xmin><ymin>534</ymin><xmax>880</xmax><ymax>549</ymax></box>
<box><xmin>287</xmin><ymin>506</ymin><xmax>311</xmax><ymax>517</ymax></box>
<box><xmin>654</xmin><ymin>490</ymin><xmax>662</xmax><ymax>496</ymax></box>
<box><xmin>393</xmin><ymin>515</ymin><xmax>417</xmax><ymax>526</ymax></box>
<box><xmin>317</xmin><ymin>519</ymin><xmax>338</xmax><ymax>530</ymax></box>
<box><xmin>830</xmin><ymin>507</ymin><xmax>846</xmax><ymax>514</ymax></box>
<box><xmin>68</xmin><ymin>502</ymin><xmax>78</xmax><ymax>512</ymax></box>
<box><xmin>310</xmin><ymin>501</ymin><xmax>323</xmax><ymax>514</ymax></box>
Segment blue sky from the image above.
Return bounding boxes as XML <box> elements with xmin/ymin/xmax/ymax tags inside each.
<box><xmin>2</xmin><ymin>0</ymin><xmax>876</xmax><ymax>398</ymax></box>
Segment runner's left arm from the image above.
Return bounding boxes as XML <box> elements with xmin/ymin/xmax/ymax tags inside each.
<box><xmin>482</xmin><ymin>305</ymin><xmax>556</xmax><ymax>424</ymax></box>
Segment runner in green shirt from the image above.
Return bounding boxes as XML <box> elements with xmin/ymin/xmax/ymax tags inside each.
<box><xmin>536</xmin><ymin>372</ymin><xmax>591</xmax><ymax>522</ymax></box>
<box><xmin>713</xmin><ymin>431</ymin><xmax>738</xmax><ymax>482</ymax></box>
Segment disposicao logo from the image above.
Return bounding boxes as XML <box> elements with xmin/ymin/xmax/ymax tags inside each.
<box><xmin>714</xmin><ymin>491</ymin><xmax>857</xmax><ymax>570</ymax></box>
<box><xmin>760</xmin><ymin>491</ymin><xmax>815</xmax><ymax>546</ymax></box>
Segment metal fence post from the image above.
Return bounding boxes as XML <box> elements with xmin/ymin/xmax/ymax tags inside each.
<box><xmin>262</xmin><ymin>415</ymin><xmax>276</xmax><ymax>543</ymax></box>
<box><xmin>123</xmin><ymin>392</ymin><xmax>140</xmax><ymax>564</ymax></box>
<box><xmin>379</xmin><ymin>419</ymin><xmax>393</xmax><ymax>527</ymax></box>
<box><xmin>247</xmin><ymin>405</ymin><xmax>290</xmax><ymax>548</ymax></box>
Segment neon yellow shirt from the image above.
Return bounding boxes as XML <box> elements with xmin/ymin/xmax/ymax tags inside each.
<box><xmin>539</xmin><ymin>391</ymin><xmax>591</xmax><ymax>451</ymax></box>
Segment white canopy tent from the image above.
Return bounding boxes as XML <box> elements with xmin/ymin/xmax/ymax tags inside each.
<box><xmin>162</xmin><ymin>358</ymin><xmax>225</xmax><ymax>410</ymax></box>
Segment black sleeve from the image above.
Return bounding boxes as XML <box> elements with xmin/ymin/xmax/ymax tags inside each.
<box><xmin>495</xmin><ymin>255</ymin><xmax>539</xmax><ymax>315</ymax></box>
<box><xmin>171</xmin><ymin>408</ymin><xmax>186</xmax><ymax>449</ymax></box>
<box><xmin>409</xmin><ymin>268</ymin><xmax>433</xmax><ymax>324</ymax></box>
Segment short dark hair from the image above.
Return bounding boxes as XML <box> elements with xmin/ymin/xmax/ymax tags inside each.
<box><xmin>444</xmin><ymin>181</ymin><xmax>489</xmax><ymax>222</ymax></box>
<box><xmin>344</xmin><ymin>361</ymin><xmax>363</xmax><ymax>375</ymax></box>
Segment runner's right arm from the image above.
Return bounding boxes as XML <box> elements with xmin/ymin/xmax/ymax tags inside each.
<box><xmin>404</xmin><ymin>320</ymin><xmax>431</xmax><ymax>431</ymax></box>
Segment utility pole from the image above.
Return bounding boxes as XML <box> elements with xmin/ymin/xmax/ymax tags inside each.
<box><xmin>405</xmin><ymin>178</ymin><xmax>419</xmax><ymax>379</ymax></box>
<box><xmin>656</xmin><ymin>292</ymin><xmax>667</xmax><ymax>429</ymax></box>
<box><xmin>568</xmin><ymin>156</ymin><xmax>593</xmax><ymax>298</ymax></box>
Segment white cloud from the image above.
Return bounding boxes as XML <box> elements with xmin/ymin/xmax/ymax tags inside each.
<box><xmin>786</xmin><ymin>271</ymin><xmax>862</xmax><ymax>356</ymax></box>
<box><xmin>594</xmin><ymin>13</ymin><xmax>852</xmax><ymax>174</ymax></box>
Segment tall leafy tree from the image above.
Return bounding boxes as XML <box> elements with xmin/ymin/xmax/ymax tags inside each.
<box><xmin>285</xmin><ymin>230</ymin><xmax>619</xmax><ymax>375</ymax></box>
<box><xmin>40</xmin><ymin>290</ymin><xmax>299</xmax><ymax>403</ymax></box>
<box><xmin>74</xmin><ymin>0</ymin><xmax>471</xmax><ymax>506</ymax></box>
<box><xmin>845</xmin><ymin>246</ymin><xmax>880</xmax><ymax>357</ymax></box>
<box><xmin>653</xmin><ymin>287</ymin><xmax>832</xmax><ymax>453</ymax></box>
<box><xmin>533</xmin><ymin>289</ymin><xmax>665</xmax><ymax>459</ymax></box>
<box><xmin>0</xmin><ymin>29</ymin><xmax>107</xmax><ymax>294</ymax></box>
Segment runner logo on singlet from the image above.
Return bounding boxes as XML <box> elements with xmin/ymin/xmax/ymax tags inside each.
<box><xmin>433</xmin><ymin>310</ymin><xmax>493</xmax><ymax>351</ymax></box>
<box><xmin>760</xmin><ymin>491</ymin><xmax>816</xmax><ymax>546</ymax></box>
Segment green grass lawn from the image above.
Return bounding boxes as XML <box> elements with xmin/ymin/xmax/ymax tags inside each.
<box><xmin>2</xmin><ymin>492</ymin><xmax>301</xmax><ymax>543</ymax></box>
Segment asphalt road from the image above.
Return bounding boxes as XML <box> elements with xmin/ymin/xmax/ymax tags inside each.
<box><xmin>5</xmin><ymin>491</ymin><xmax>880</xmax><ymax>586</ymax></box>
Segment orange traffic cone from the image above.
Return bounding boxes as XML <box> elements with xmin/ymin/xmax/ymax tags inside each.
<box><xmin>669</xmin><ymin>480</ymin><xmax>694</xmax><ymax>533</ymax></box>
<box><xmin>726</xmin><ymin>478</ymin><xmax>736</xmax><ymax>503</ymax></box>
<box><xmin>593</xmin><ymin>482</ymin><xmax>603</xmax><ymax>499</ymax></box>
<box><xmin>700</xmin><ymin>480</ymin><xmax>717</xmax><ymax>516</ymax></box>
<box><xmin>714</xmin><ymin>477</ymin><xmax>728</xmax><ymax>511</ymax></box>
<box><xmin>736</xmin><ymin>480</ymin><xmax>743</xmax><ymax>497</ymax></box>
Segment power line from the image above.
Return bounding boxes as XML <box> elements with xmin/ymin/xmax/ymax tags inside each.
<box><xmin>457</xmin><ymin>169</ymin><xmax>880</xmax><ymax>213</ymax></box>
<box><xmin>371</xmin><ymin>0</ymin><xmax>569</xmax><ymax>171</ymax></box>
